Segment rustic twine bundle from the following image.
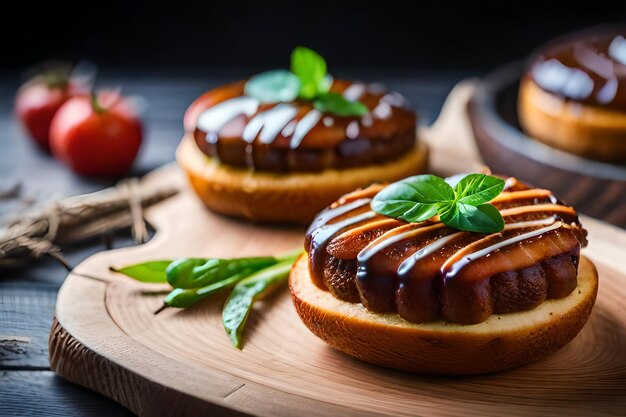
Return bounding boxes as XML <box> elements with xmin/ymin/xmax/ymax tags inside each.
<box><xmin>0</xmin><ymin>165</ymin><xmax>181</xmax><ymax>268</ymax></box>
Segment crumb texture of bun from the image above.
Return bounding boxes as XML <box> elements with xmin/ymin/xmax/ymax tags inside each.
<box><xmin>176</xmin><ymin>135</ymin><xmax>428</xmax><ymax>225</ymax></box>
<box><xmin>290</xmin><ymin>254</ymin><xmax>598</xmax><ymax>375</ymax></box>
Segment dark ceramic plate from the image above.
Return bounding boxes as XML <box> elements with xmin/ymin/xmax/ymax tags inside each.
<box><xmin>467</xmin><ymin>62</ymin><xmax>626</xmax><ymax>228</ymax></box>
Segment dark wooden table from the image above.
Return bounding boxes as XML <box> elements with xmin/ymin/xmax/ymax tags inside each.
<box><xmin>0</xmin><ymin>70</ymin><xmax>470</xmax><ymax>416</ymax></box>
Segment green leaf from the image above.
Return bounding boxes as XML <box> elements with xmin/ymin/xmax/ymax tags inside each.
<box><xmin>371</xmin><ymin>175</ymin><xmax>455</xmax><ymax>222</ymax></box>
<box><xmin>111</xmin><ymin>260</ymin><xmax>172</xmax><ymax>283</ymax></box>
<box><xmin>371</xmin><ymin>173</ymin><xmax>506</xmax><ymax>233</ymax></box>
<box><xmin>454</xmin><ymin>174</ymin><xmax>505</xmax><ymax>206</ymax></box>
<box><xmin>290</xmin><ymin>46</ymin><xmax>331</xmax><ymax>99</ymax></box>
<box><xmin>313</xmin><ymin>92</ymin><xmax>368</xmax><ymax>117</ymax></box>
<box><xmin>222</xmin><ymin>260</ymin><xmax>294</xmax><ymax>349</ymax></box>
<box><xmin>244</xmin><ymin>70</ymin><xmax>301</xmax><ymax>103</ymax></box>
<box><xmin>166</xmin><ymin>257</ymin><xmax>277</xmax><ymax>289</ymax></box>
<box><xmin>164</xmin><ymin>269</ymin><xmax>253</xmax><ymax>308</ymax></box>
<box><xmin>439</xmin><ymin>202</ymin><xmax>504</xmax><ymax>233</ymax></box>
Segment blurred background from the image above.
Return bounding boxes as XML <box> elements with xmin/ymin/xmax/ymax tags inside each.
<box><xmin>2</xmin><ymin>2</ymin><xmax>626</xmax><ymax>416</ymax></box>
<box><xmin>3</xmin><ymin>0</ymin><xmax>626</xmax><ymax>72</ymax></box>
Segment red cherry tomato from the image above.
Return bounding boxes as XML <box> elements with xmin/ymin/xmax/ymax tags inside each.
<box><xmin>50</xmin><ymin>92</ymin><xmax>143</xmax><ymax>176</ymax></box>
<box><xmin>15</xmin><ymin>79</ymin><xmax>83</xmax><ymax>151</ymax></box>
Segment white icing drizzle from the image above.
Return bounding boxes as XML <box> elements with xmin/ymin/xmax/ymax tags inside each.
<box><xmin>197</xmin><ymin>97</ymin><xmax>259</xmax><ymax>134</ymax></box>
<box><xmin>442</xmin><ymin>220</ymin><xmax>563</xmax><ymax>279</ymax></box>
<box><xmin>205</xmin><ymin>132</ymin><xmax>219</xmax><ymax>144</ymax></box>
<box><xmin>499</xmin><ymin>203</ymin><xmax>574</xmax><ymax>217</ymax></box>
<box><xmin>381</xmin><ymin>92</ymin><xmax>406</xmax><ymax>107</ymax></box>
<box><xmin>281</xmin><ymin>120</ymin><xmax>297</xmax><ymax>137</ymax></box>
<box><xmin>397</xmin><ymin>232</ymin><xmax>464</xmax><ymax>276</ymax></box>
<box><xmin>346</xmin><ymin>121</ymin><xmax>360</xmax><ymax>139</ymax></box>
<box><xmin>342</xmin><ymin>83</ymin><xmax>366</xmax><ymax>101</ymax></box>
<box><xmin>373</xmin><ymin>101</ymin><xmax>392</xmax><ymax>119</ymax></box>
<box><xmin>306</xmin><ymin>198</ymin><xmax>372</xmax><ymax>236</ymax></box>
<box><xmin>503</xmin><ymin>177</ymin><xmax>518</xmax><ymax>190</ymax></box>
<box><xmin>490</xmin><ymin>188</ymin><xmax>553</xmax><ymax>204</ymax></box>
<box><xmin>359</xmin><ymin>216</ymin><xmax>557</xmax><ymax>274</ymax></box>
<box><xmin>242</xmin><ymin>104</ymin><xmax>299</xmax><ymax>144</ymax></box>
<box><xmin>357</xmin><ymin>223</ymin><xmax>445</xmax><ymax>263</ymax></box>
<box><xmin>323</xmin><ymin>116</ymin><xmax>334</xmax><ymax>127</ymax></box>
<box><xmin>312</xmin><ymin>211</ymin><xmax>377</xmax><ymax>251</ymax></box>
<box><xmin>609</xmin><ymin>34</ymin><xmax>626</xmax><ymax>65</ymax></box>
<box><xmin>502</xmin><ymin>217</ymin><xmax>557</xmax><ymax>229</ymax></box>
<box><xmin>290</xmin><ymin>110</ymin><xmax>322</xmax><ymax>149</ymax></box>
<box><xmin>242</xmin><ymin>112</ymin><xmax>265</xmax><ymax>143</ymax></box>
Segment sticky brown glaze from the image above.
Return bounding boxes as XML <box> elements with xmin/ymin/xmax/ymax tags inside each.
<box><xmin>304</xmin><ymin>178</ymin><xmax>588</xmax><ymax>325</ymax></box>
<box><xmin>527</xmin><ymin>28</ymin><xmax>626</xmax><ymax>111</ymax></box>
<box><xmin>185</xmin><ymin>80</ymin><xmax>417</xmax><ymax>172</ymax></box>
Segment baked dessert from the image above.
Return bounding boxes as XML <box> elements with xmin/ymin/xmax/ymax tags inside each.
<box><xmin>290</xmin><ymin>174</ymin><xmax>597</xmax><ymax>374</ymax></box>
<box><xmin>519</xmin><ymin>28</ymin><xmax>626</xmax><ymax>162</ymax></box>
<box><xmin>177</xmin><ymin>47</ymin><xmax>427</xmax><ymax>225</ymax></box>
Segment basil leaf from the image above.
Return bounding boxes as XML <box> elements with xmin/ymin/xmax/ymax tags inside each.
<box><xmin>111</xmin><ymin>260</ymin><xmax>172</xmax><ymax>283</ymax></box>
<box><xmin>439</xmin><ymin>202</ymin><xmax>504</xmax><ymax>233</ymax></box>
<box><xmin>222</xmin><ymin>260</ymin><xmax>293</xmax><ymax>349</ymax></box>
<box><xmin>244</xmin><ymin>70</ymin><xmax>300</xmax><ymax>103</ymax></box>
<box><xmin>291</xmin><ymin>46</ymin><xmax>331</xmax><ymax>99</ymax></box>
<box><xmin>454</xmin><ymin>174</ymin><xmax>505</xmax><ymax>206</ymax></box>
<box><xmin>372</xmin><ymin>175</ymin><xmax>455</xmax><ymax>222</ymax></box>
<box><xmin>313</xmin><ymin>92</ymin><xmax>368</xmax><ymax>117</ymax></box>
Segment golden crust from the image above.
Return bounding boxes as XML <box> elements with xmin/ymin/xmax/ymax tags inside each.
<box><xmin>289</xmin><ymin>253</ymin><xmax>598</xmax><ymax>375</ymax></box>
<box><xmin>176</xmin><ymin>135</ymin><xmax>429</xmax><ymax>225</ymax></box>
<box><xmin>518</xmin><ymin>78</ymin><xmax>626</xmax><ymax>162</ymax></box>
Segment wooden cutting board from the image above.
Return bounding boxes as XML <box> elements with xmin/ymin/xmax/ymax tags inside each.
<box><xmin>49</xmin><ymin>82</ymin><xmax>626</xmax><ymax>417</ymax></box>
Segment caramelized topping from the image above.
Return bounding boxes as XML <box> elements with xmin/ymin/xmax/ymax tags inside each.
<box><xmin>187</xmin><ymin>80</ymin><xmax>417</xmax><ymax>172</ymax></box>
<box><xmin>529</xmin><ymin>29</ymin><xmax>626</xmax><ymax>110</ymax></box>
<box><xmin>305</xmin><ymin>178</ymin><xmax>587</xmax><ymax>324</ymax></box>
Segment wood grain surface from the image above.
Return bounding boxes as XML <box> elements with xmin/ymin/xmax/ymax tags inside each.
<box><xmin>49</xmin><ymin>82</ymin><xmax>626</xmax><ymax>416</ymax></box>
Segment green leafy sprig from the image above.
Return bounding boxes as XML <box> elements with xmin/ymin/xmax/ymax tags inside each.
<box><xmin>244</xmin><ymin>46</ymin><xmax>368</xmax><ymax>117</ymax></box>
<box><xmin>371</xmin><ymin>174</ymin><xmax>506</xmax><ymax>233</ymax></box>
<box><xmin>110</xmin><ymin>249</ymin><xmax>302</xmax><ymax>349</ymax></box>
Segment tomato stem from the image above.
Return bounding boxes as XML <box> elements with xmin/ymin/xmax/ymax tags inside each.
<box><xmin>91</xmin><ymin>93</ymin><xmax>107</xmax><ymax>114</ymax></box>
<box><xmin>40</xmin><ymin>64</ymin><xmax>71</xmax><ymax>89</ymax></box>
<box><xmin>43</xmin><ymin>74</ymin><xmax>69</xmax><ymax>89</ymax></box>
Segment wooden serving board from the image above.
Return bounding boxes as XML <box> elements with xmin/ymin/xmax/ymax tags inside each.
<box><xmin>49</xmin><ymin>82</ymin><xmax>626</xmax><ymax>416</ymax></box>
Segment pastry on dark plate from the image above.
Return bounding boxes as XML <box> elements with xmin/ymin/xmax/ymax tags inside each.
<box><xmin>519</xmin><ymin>28</ymin><xmax>626</xmax><ymax>163</ymax></box>
<box><xmin>178</xmin><ymin>47</ymin><xmax>427</xmax><ymax>225</ymax></box>
<box><xmin>290</xmin><ymin>173</ymin><xmax>598</xmax><ymax>375</ymax></box>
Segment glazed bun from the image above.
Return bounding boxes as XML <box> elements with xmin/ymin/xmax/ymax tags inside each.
<box><xmin>518</xmin><ymin>29</ymin><xmax>626</xmax><ymax>163</ymax></box>
<box><xmin>290</xmin><ymin>254</ymin><xmax>598</xmax><ymax>375</ymax></box>
<box><xmin>518</xmin><ymin>77</ymin><xmax>626</xmax><ymax>162</ymax></box>
<box><xmin>177</xmin><ymin>135</ymin><xmax>428</xmax><ymax>225</ymax></box>
<box><xmin>180</xmin><ymin>78</ymin><xmax>428</xmax><ymax>225</ymax></box>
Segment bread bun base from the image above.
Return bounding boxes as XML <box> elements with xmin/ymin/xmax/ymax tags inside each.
<box><xmin>176</xmin><ymin>135</ymin><xmax>429</xmax><ymax>225</ymax></box>
<box><xmin>518</xmin><ymin>78</ymin><xmax>626</xmax><ymax>162</ymax></box>
<box><xmin>289</xmin><ymin>254</ymin><xmax>598</xmax><ymax>375</ymax></box>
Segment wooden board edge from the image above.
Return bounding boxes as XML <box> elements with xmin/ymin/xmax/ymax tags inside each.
<box><xmin>50</xmin><ymin>269</ymin><xmax>367</xmax><ymax>417</ymax></box>
<box><xmin>48</xmin><ymin>316</ymin><xmax>248</xmax><ymax>417</ymax></box>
